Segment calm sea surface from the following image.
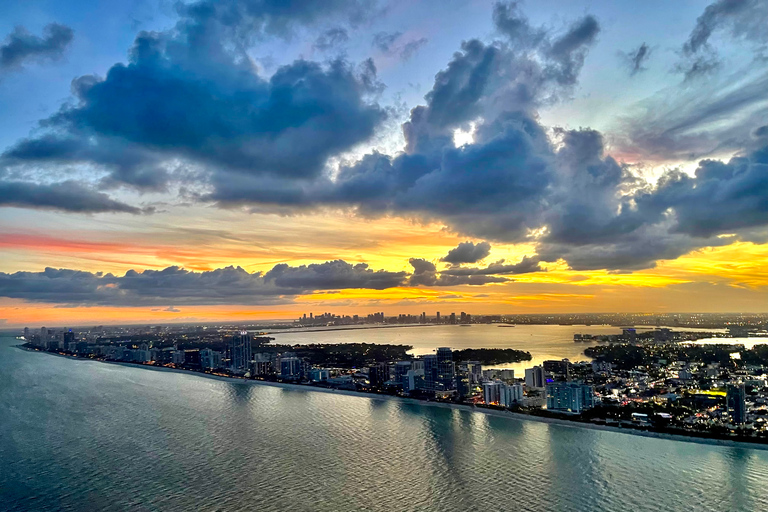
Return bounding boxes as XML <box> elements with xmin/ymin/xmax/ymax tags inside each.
<box><xmin>2</xmin><ymin>332</ymin><xmax>767</xmax><ymax>512</ymax></box>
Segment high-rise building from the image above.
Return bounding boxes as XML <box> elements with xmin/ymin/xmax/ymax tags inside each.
<box><xmin>200</xmin><ymin>348</ymin><xmax>222</xmax><ymax>370</ymax></box>
<box><xmin>455</xmin><ymin>363</ymin><xmax>471</xmax><ymax>397</ymax></box>
<box><xmin>727</xmin><ymin>383</ymin><xmax>747</xmax><ymax>424</ymax></box>
<box><xmin>228</xmin><ymin>331</ymin><xmax>253</xmax><ymax>373</ymax></box>
<box><xmin>466</xmin><ymin>361</ymin><xmax>482</xmax><ymax>384</ymax></box>
<box><xmin>436</xmin><ymin>312</ymin><xmax>441</xmax><ymax>323</ymax></box>
<box><xmin>280</xmin><ymin>356</ymin><xmax>302</xmax><ymax>380</ymax></box>
<box><xmin>436</xmin><ymin>347</ymin><xmax>455</xmax><ymax>391</ymax></box>
<box><xmin>449</xmin><ymin>313</ymin><xmax>456</xmax><ymax>325</ymax></box>
<box><xmin>543</xmin><ymin>359</ymin><xmax>570</xmax><ymax>380</ymax></box>
<box><xmin>484</xmin><ymin>381</ymin><xmax>501</xmax><ymax>404</ymax></box>
<box><xmin>525</xmin><ymin>366</ymin><xmax>546</xmax><ymax>388</ymax></box>
<box><xmin>394</xmin><ymin>361</ymin><xmax>412</xmax><ymax>389</ymax></box>
<box><xmin>368</xmin><ymin>363</ymin><xmax>389</xmax><ymax>389</ymax></box>
<box><xmin>423</xmin><ymin>354</ymin><xmax>438</xmax><ymax>391</ymax></box>
<box><xmin>546</xmin><ymin>382</ymin><xmax>594</xmax><ymax>413</ymax></box>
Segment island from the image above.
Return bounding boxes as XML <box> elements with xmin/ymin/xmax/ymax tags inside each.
<box><xmin>18</xmin><ymin>324</ymin><xmax>768</xmax><ymax>447</ymax></box>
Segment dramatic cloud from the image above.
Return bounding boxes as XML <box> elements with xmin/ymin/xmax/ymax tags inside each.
<box><xmin>0</xmin><ymin>23</ymin><xmax>73</xmax><ymax>71</ymax></box>
<box><xmin>408</xmin><ymin>258</ymin><xmax>509</xmax><ymax>287</ymax></box>
<box><xmin>0</xmin><ymin>180</ymin><xmax>145</xmax><ymax>214</ymax></box>
<box><xmin>0</xmin><ymin>260</ymin><xmax>407</xmax><ymax>307</ymax></box>
<box><xmin>620</xmin><ymin>43</ymin><xmax>651</xmax><ymax>76</ymax></box>
<box><xmin>441</xmin><ymin>256</ymin><xmax>542</xmax><ymax>276</ymax></box>
<box><xmin>1</xmin><ymin>0</ymin><xmax>385</xmax><ymax>194</ymax></box>
<box><xmin>678</xmin><ymin>0</ymin><xmax>768</xmax><ymax>80</ymax></box>
<box><xmin>441</xmin><ymin>241</ymin><xmax>492</xmax><ymax>264</ymax></box>
<box><xmin>263</xmin><ymin>260</ymin><xmax>406</xmax><ymax>290</ymax></box>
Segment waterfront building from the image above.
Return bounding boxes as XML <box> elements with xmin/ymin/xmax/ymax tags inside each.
<box><xmin>484</xmin><ymin>381</ymin><xmax>501</xmax><ymax>404</ymax></box>
<box><xmin>368</xmin><ymin>363</ymin><xmax>389</xmax><ymax>389</ymax></box>
<box><xmin>280</xmin><ymin>356</ymin><xmax>303</xmax><ymax>380</ymax></box>
<box><xmin>455</xmin><ymin>363</ymin><xmax>472</xmax><ymax>397</ymax></box>
<box><xmin>424</xmin><ymin>354</ymin><xmax>438</xmax><ymax>391</ymax></box>
<box><xmin>436</xmin><ymin>347</ymin><xmax>455</xmax><ymax>391</ymax></box>
<box><xmin>171</xmin><ymin>349</ymin><xmax>186</xmax><ymax>365</ymax></box>
<box><xmin>727</xmin><ymin>383</ymin><xmax>747</xmax><ymax>424</ymax></box>
<box><xmin>200</xmin><ymin>348</ymin><xmax>222</xmax><ymax>370</ymax></box>
<box><xmin>308</xmin><ymin>368</ymin><xmax>330</xmax><ymax>382</ymax></box>
<box><xmin>546</xmin><ymin>382</ymin><xmax>595</xmax><ymax>413</ymax></box>
<box><xmin>251</xmin><ymin>353</ymin><xmax>273</xmax><ymax>376</ymax></box>
<box><xmin>394</xmin><ymin>361</ymin><xmax>412</xmax><ymax>389</ymax></box>
<box><xmin>484</xmin><ymin>381</ymin><xmax>524</xmax><ymax>407</ymax></box>
<box><xmin>228</xmin><ymin>331</ymin><xmax>253</xmax><ymax>373</ymax></box>
<box><xmin>405</xmin><ymin>369</ymin><xmax>425</xmax><ymax>393</ymax></box>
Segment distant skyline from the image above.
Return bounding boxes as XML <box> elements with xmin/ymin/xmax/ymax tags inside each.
<box><xmin>1</xmin><ymin>0</ymin><xmax>767</xmax><ymax>327</ymax></box>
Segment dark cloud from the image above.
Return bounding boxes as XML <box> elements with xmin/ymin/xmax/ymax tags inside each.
<box><xmin>544</xmin><ymin>15</ymin><xmax>600</xmax><ymax>86</ymax></box>
<box><xmin>0</xmin><ymin>23</ymin><xmax>73</xmax><ymax>70</ymax></box>
<box><xmin>1</xmin><ymin>0</ymin><xmax>385</xmax><ymax>194</ymax></box>
<box><xmin>263</xmin><ymin>260</ymin><xmax>406</xmax><ymax>290</ymax></box>
<box><xmin>441</xmin><ymin>256</ymin><xmax>542</xmax><ymax>276</ymax></box>
<box><xmin>313</xmin><ymin>27</ymin><xmax>349</xmax><ymax>51</ymax></box>
<box><xmin>621</xmin><ymin>43</ymin><xmax>651</xmax><ymax>76</ymax></box>
<box><xmin>372</xmin><ymin>31</ymin><xmax>401</xmax><ymax>52</ymax></box>
<box><xmin>0</xmin><ymin>180</ymin><xmax>145</xmax><ymax>214</ymax></box>
<box><xmin>441</xmin><ymin>241</ymin><xmax>492</xmax><ymax>264</ymax></box>
<box><xmin>0</xmin><ymin>260</ymin><xmax>406</xmax><ymax>307</ymax></box>
<box><xmin>677</xmin><ymin>0</ymin><xmax>767</xmax><ymax>79</ymax></box>
<box><xmin>492</xmin><ymin>1</ymin><xmax>546</xmax><ymax>48</ymax></box>
<box><xmin>408</xmin><ymin>259</ymin><xmax>509</xmax><ymax>287</ymax></box>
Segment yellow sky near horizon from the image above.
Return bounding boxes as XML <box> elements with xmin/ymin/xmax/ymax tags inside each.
<box><xmin>1</xmin><ymin>206</ymin><xmax>767</xmax><ymax>328</ymax></box>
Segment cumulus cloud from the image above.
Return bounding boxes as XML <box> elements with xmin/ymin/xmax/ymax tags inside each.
<box><xmin>441</xmin><ymin>256</ymin><xmax>542</xmax><ymax>276</ymax></box>
<box><xmin>0</xmin><ymin>23</ymin><xmax>73</xmax><ymax>71</ymax></box>
<box><xmin>408</xmin><ymin>258</ymin><xmax>509</xmax><ymax>287</ymax></box>
<box><xmin>0</xmin><ymin>260</ymin><xmax>407</xmax><ymax>307</ymax></box>
<box><xmin>1</xmin><ymin>0</ymin><xmax>385</xmax><ymax>196</ymax></box>
<box><xmin>441</xmin><ymin>241</ymin><xmax>492</xmax><ymax>264</ymax></box>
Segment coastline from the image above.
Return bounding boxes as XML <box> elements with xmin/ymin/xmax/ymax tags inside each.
<box><xmin>20</xmin><ymin>345</ymin><xmax>768</xmax><ymax>452</ymax></box>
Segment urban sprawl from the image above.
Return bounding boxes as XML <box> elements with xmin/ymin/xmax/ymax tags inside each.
<box><xmin>19</xmin><ymin>312</ymin><xmax>768</xmax><ymax>444</ymax></box>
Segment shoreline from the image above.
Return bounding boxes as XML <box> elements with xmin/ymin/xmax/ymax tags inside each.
<box><xmin>20</xmin><ymin>345</ymin><xmax>768</xmax><ymax>452</ymax></box>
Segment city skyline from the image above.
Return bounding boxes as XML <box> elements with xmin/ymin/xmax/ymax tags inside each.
<box><xmin>1</xmin><ymin>0</ymin><xmax>768</xmax><ymax>327</ymax></box>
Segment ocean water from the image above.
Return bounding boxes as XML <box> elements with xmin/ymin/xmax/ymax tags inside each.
<box><xmin>2</xmin><ymin>334</ymin><xmax>768</xmax><ymax>512</ymax></box>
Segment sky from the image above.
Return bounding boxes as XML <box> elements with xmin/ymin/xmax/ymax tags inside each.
<box><xmin>0</xmin><ymin>0</ymin><xmax>766</xmax><ymax>327</ymax></box>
